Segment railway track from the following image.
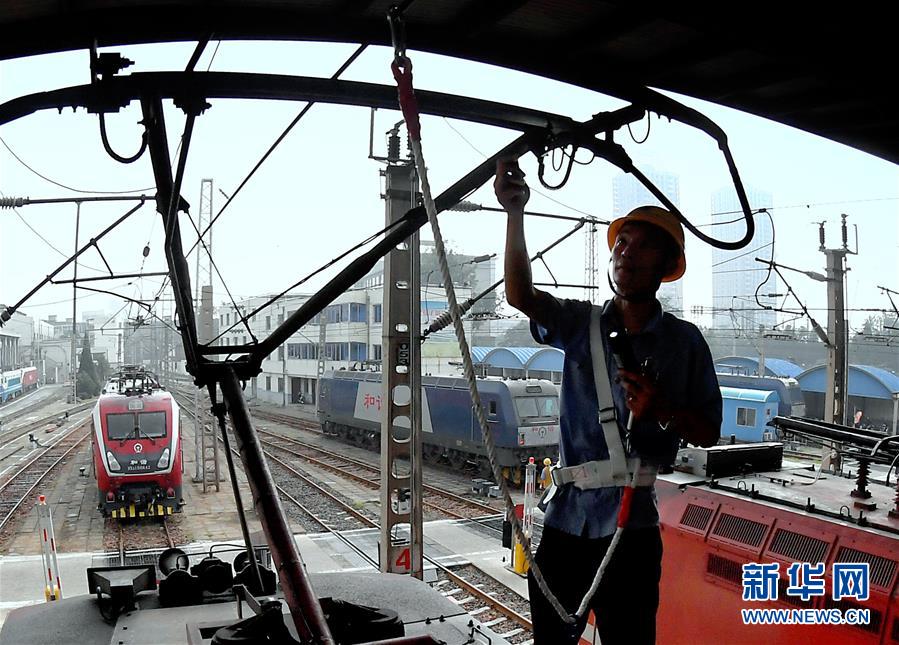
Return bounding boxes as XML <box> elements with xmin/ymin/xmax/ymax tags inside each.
<box><xmin>174</xmin><ymin>392</ymin><xmax>535</xmax><ymax>642</ymax></box>
<box><xmin>176</xmin><ymin>395</ymin><xmax>376</xmax><ymax>532</ymax></box>
<box><xmin>0</xmin><ymin>418</ymin><xmax>91</xmax><ymax>535</ymax></box>
<box><xmin>258</xmin><ymin>429</ymin><xmax>502</xmax><ymax>521</ymax></box>
<box><xmin>0</xmin><ymin>387</ymin><xmax>62</xmax><ymax>418</ymax></box>
<box><xmin>0</xmin><ymin>401</ymin><xmax>94</xmax><ymax>449</ymax></box>
<box><xmin>116</xmin><ymin>519</ymin><xmax>176</xmax><ymax>564</ymax></box>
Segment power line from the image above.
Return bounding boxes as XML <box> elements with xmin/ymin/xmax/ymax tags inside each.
<box><xmin>710</xmin><ymin>242</ymin><xmax>773</xmax><ymax>267</ymax></box>
<box><xmin>441</xmin><ymin>117</ymin><xmax>599</xmax><ymax>219</ymax></box>
<box><xmin>707</xmin><ymin>196</ymin><xmax>899</xmax><ymax>219</ymax></box>
<box><xmin>0</xmin><ymin>135</ymin><xmax>154</xmax><ymax>195</ymax></box>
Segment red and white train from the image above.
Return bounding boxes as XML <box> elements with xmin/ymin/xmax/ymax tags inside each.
<box><xmin>91</xmin><ymin>367</ymin><xmax>184</xmax><ymax>519</ymax></box>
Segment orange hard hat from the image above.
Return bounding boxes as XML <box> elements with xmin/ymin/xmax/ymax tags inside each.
<box><xmin>607</xmin><ymin>205</ymin><xmax>686</xmax><ymax>282</ymax></box>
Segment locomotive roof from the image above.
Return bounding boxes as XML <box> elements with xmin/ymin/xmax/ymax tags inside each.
<box><xmin>0</xmin><ymin>2</ymin><xmax>895</xmax><ymax>165</ymax></box>
<box><xmin>325</xmin><ymin>369</ymin><xmax>556</xmax><ymax>392</ymax></box>
<box><xmin>97</xmin><ymin>390</ymin><xmax>175</xmax><ymax>405</ymax></box>
<box><xmin>719</xmin><ymin>385</ymin><xmax>778</xmax><ymax>402</ymax></box>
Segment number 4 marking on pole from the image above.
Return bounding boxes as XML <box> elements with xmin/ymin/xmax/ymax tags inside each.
<box><xmin>395</xmin><ymin>547</ymin><xmax>410</xmax><ymax>571</ymax></box>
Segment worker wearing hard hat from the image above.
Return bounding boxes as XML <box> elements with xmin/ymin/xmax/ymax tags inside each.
<box><xmin>495</xmin><ymin>159</ymin><xmax>721</xmax><ymax>645</ymax></box>
<box><xmin>539</xmin><ymin>458</ymin><xmax>553</xmax><ymax>490</ymax></box>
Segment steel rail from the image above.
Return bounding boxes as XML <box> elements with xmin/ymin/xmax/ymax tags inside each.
<box><xmin>257</xmin><ymin>427</ymin><xmax>500</xmax><ymax>518</ymax></box>
<box><xmin>0</xmin><ymin>422</ymin><xmax>91</xmax><ymax>533</ymax></box>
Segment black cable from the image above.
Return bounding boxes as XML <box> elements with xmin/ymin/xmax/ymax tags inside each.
<box><xmin>753</xmin><ymin>210</ymin><xmax>777</xmax><ymax>312</ymax></box>
<box><xmin>626</xmin><ymin>111</ymin><xmax>651</xmax><ymax>144</ymax></box>
<box><xmin>440</xmin><ymin>117</ymin><xmax>599</xmax><ymax>218</ymax></box>
<box><xmin>537</xmin><ymin>148</ymin><xmax>576</xmax><ymax>190</ymax></box>
<box><xmin>0</xmin><ymin>135</ymin><xmax>154</xmax><ymax>194</ymax></box>
<box><xmin>98</xmin><ymin>113</ymin><xmax>148</xmax><ymax>164</ymax></box>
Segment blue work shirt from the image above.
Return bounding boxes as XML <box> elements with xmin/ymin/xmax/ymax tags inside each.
<box><xmin>532</xmin><ymin>298</ymin><xmax>721</xmax><ymax>538</ymax></box>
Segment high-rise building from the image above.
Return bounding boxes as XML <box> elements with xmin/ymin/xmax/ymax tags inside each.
<box><xmin>710</xmin><ymin>186</ymin><xmax>777</xmax><ymax>333</ymax></box>
<box><xmin>611</xmin><ymin>168</ymin><xmax>683</xmax><ymax>315</ymax></box>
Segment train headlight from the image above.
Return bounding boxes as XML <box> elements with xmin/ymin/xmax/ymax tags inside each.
<box><xmin>157</xmin><ymin>448</ymin><xmax>171</xmax><ymax>469</ymax></box>
<box><xmin>106</xmin><ymin>451</ymin><xmax>121</xmax><ymax>472</ymax></box>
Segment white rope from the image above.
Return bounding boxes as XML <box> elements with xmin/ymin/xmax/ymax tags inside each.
<box><xmin>406</xmin><ymin>135</ymin><xmax>574</xmax><ymax>624</ymax></box>
<box><xmin>575</xmin><ymin>464</ymin><xmax>640</xmax><ymax>618</ymax></box>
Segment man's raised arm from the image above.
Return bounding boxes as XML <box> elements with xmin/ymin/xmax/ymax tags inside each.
<box><xmin>494</xmin><ymin>159</ymin><xmax>556</xmax><ymax>330</ymax></box>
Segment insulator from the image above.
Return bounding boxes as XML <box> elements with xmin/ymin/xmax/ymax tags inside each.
<box><xmin>425</xmin><ymin>300</ymin><xmax>474</xmax><ymax>336</ymax></box>
<box><xmin>448</xmin><ymin>201</ymin><xmax>481</xmax><ymax>212</ymax></box>
<box><xmin>818</xmin><ymin>223</ymin><xmax>825</xmax><ymax>249</ymax></box>
<box><xmin>387</xmin><ymin>130</ymin><xmax>401</xmax><ymax>162</ymax></box>
<box><xmin>0</xmin><ymin>196</ymin><xmax>26</xmax><ymax>209</ymax></box>
<box><xmin>841</xmin><ymin>214</ymin><xmax>848</xmax><ymax>247</ymax></box>
<box><xmin>850</xmin><ymin>458</ymin><xmax>872</xmax><ymax>499</ymax></box>
<box><xmin>426</xmin><ymin>310</ymin><xmax>454</xmax><ymax>335</ymax></box>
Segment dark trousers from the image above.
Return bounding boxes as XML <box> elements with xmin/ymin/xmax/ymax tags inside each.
<box><xmin>527</xmin><ymin>525</ymin><xmax>662</xmax><ymax>645</ymax></box>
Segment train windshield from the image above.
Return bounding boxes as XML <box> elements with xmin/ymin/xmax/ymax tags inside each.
<box><xmin>106</xmin><ymin>413</ymin><xmax>137</xmax><ymax>440</ymax></box>
<box><xmin>105</xmin><ymin>411</ymin><xmax>168</xmax><ymax>439</ymax></box>
<box><xmin>139</xmin><ymin>411</ymin><xmax>168</xmax><ymax>438</ymax></box>
<box><xmin>514</xmin><ymin>396</ymin><xmax>559</xmax><ymax>420</ymax></box>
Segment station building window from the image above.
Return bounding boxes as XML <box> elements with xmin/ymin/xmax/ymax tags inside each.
<box><xmin>373</xmin><ymin>304</ymin><xmax>382</xmax><ymax>323</ymax></box>
<box><xmin>324</xmin><ymin>342</ymin><xmax>349</xmax><ymax>361</ymax></box>
<box><xmin>266</xmin><ymin>315</ymin><xmax>271</xmax><ymax>330</ymax></box>
<box><xmin>277</xmin><ymin>377</ymin><xmax>284</xmax><ymax>392</ymax></box>
<box><xmin>266</xmin><ymin>376</ymin><xmax>271</xmax><ymax>391</ymax></box>
<box><xmin>277</xmin><ymin>346</ymin><xmax>284</xmax><ymax>361</ymax></box>
<box><xmin>736</xmin><ymin>407</ymin><xmax>756</xmax><ymax>427</ymax></box>
<box><xmin>350</xmin><ymin>342</ymin><xmax>367</xmax><ymax>361</ymax></box>
<box><xmin>288</xmin><ymin>343</ymin><xmax>318</xmax><ymax>359</ymax></box>
<box><xmin>350</xmin><ymin>303</ymin><xmax>367</xmax><ymax>322</ymax></box>
<box><xmin>372</xmin><ymin>344</ymin><xmax>382</xmax><ymax>361</ymax></box>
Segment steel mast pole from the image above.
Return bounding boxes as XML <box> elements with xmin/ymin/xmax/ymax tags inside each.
<box><xmin>70</xmin><ymin>202</ymin><xmax>81</xmax><ymax>402</ymax></box>
<box><xmin>379</xmin><ymin>130</ymin><xmax>423</xmax><ymax>578</ymax></box>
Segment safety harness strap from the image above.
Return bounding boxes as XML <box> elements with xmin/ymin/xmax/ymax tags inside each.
<box><xmin>552</xmin><ymin>458</ymin><xmax>658</xmax><ymax>489</ymax></box>
<box><xmin>589</xmin><ymin>304</ymin><xmax>631</xmax><ymax>484</ymax></box>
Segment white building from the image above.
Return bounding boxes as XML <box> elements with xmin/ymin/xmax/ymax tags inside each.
<box><xmin>214</xmin><ymin>280</ymin><xmax>473</xmax><ymax>405</ymax></box>
<box><xmin>612</xmin><ymin>168</ymin><xmax>684</xmax><ymax>315</ymax></box>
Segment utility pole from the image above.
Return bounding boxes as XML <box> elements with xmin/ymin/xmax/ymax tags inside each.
<box><xmin>821</xmin><ymin>215</ymin><xmax>855</xmax><ymax>426</ymax></box>
<box><xmin>70</xmin><ymin>202</ymin><xmax>81</xmax><ymax>403</ymax></box>
<box><xmin>583</xmin><ymin>218</ymin><xmax>599</xmax><ymax>304</ymax></box>
<box><xmin>282</xmin><ymin>305</ymin><xmax>288</xmax><ymax>407</ymax></box>
<box><xmin>316</xmin><ymin>311</ymin><xmax>326</xmax><ymax>403</ymax></box>
<box><xmin>379</xmin><ymin>125</ymin><xmax>423</xmax><ymax>579</ymax></box>
<box><xmin>194</xmin><ymin>179</ymin><xmax>214</xmax><ymax>483</ymax></box>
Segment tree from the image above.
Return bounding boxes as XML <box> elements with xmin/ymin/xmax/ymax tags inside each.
<box><xmin>77</xmin><ymin>335</ymin><xmax>100</xmax><ymax>398</ymax></box>
<box><xmin>860</xmin><ymin>314</ymin><xmax>883</xmax><ymax>336</ymax></box>
<box><xmin>95</xmin><ymin>354</ymin><xmax>111</xmax><ymax>384</ymax></box>
<box><xmin>497</xmin><ymin>320</ymin><xmax>541</xmax><ymax>348</ymax></box>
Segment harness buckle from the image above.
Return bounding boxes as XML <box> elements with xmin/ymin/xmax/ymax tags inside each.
<box><xmin>598</xmin><ymin>406</ymin><xmax>616</xmax><ymax>424</ymax></box>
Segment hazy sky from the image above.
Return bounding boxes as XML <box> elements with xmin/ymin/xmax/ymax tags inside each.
<box><xmin>1</xmin><ymin>40</ymin><xmax>897</xmax><ymax>335</ymax></box>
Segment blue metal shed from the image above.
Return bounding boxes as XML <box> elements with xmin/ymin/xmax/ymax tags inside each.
<box><xmin>796</xmin><ymin>364</ymin><xmax>899</xmax><ymax>432</ymax></box>
<box><xmin>471</xmin><ymin>346</ymin><xmax>563</xmax><ymax>381</ymax></box>
<box><xmin>714</xmin><ymin>356</ymin><xmax>804</xmax><ymax>378</ymax></box>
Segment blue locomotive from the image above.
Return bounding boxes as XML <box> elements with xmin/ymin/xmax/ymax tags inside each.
<box><xmin>317</xmin><ymin>371</ymin><xmax>560</xmax><ymax>480</ymax></box>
